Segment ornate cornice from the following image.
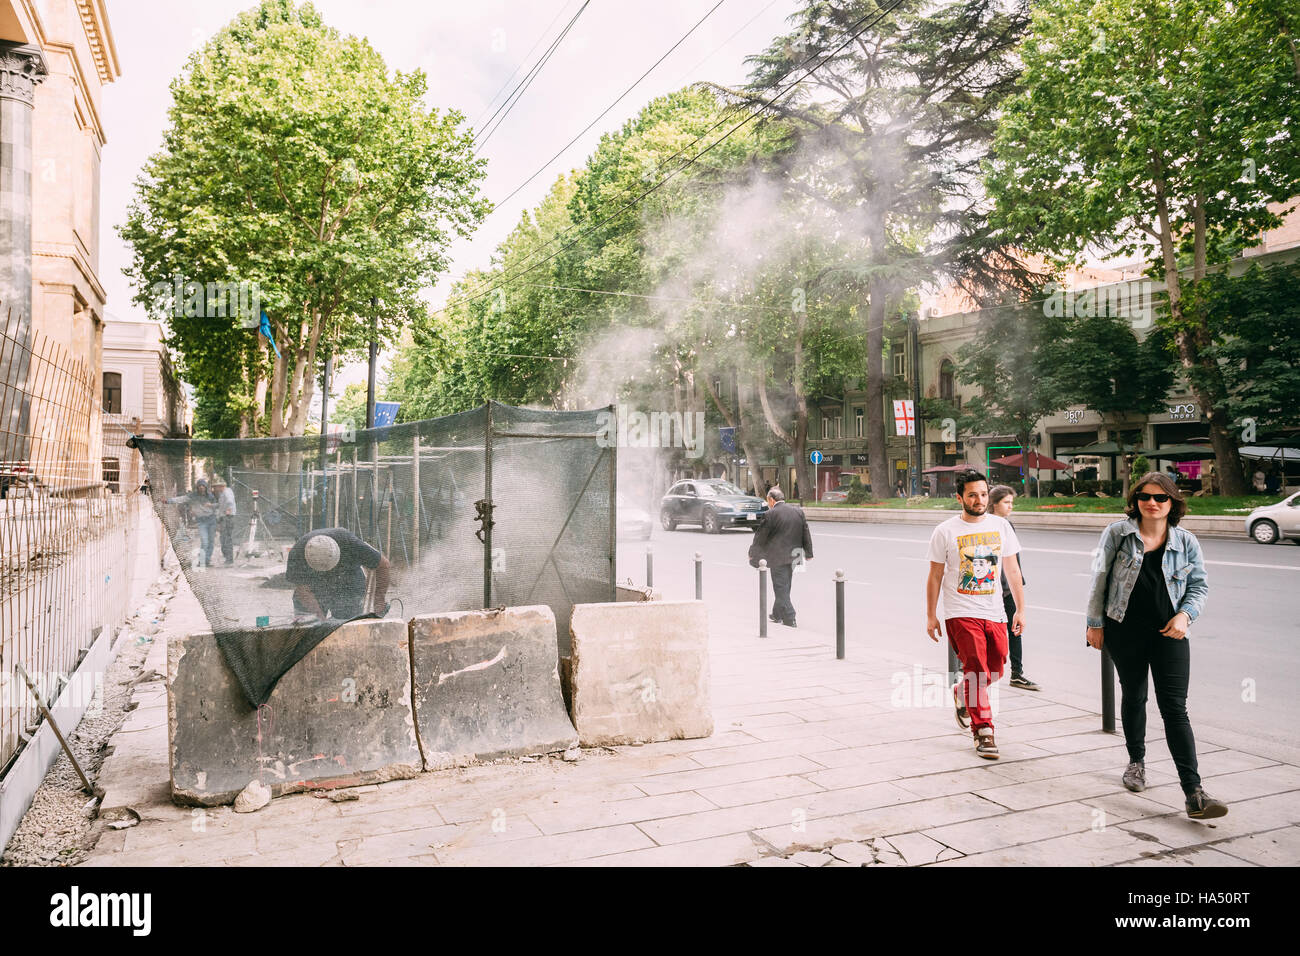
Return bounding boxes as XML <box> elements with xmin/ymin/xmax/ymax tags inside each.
<box><xmin>75</xmin><ymin>0</ymin><xmax>120</xmax><ymax>84</ymax></box>
<box><xmin>0</xmin><ymin>42</ymin><xmax>47</xmax><ymax>106</ymax></box>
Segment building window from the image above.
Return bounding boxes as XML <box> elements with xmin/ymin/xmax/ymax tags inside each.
<box><xmin>938</xmin><ymin>360</ymin><xmax>955</xmax><ymax>401</ymax></box>
<box><xmin>893</xmin><ymin>349</ymin><xmax>906</xmax><ymax>378</ymax></box>
<box><xmin>103</xmin><ymin>372</ymin><xmax>122</xmax><ymax>413</ymax></box>
<box><xmin>823</xmin><ymin>414</ymin><xmax>842</xmax><ymax>440</ymax></box>
<box><xmin>854</xmin><ymin>406</ymin><xmax>865</xmax><ymax>438</ymax></box>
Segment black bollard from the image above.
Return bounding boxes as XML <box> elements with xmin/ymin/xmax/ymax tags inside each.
<box><xmin>1101</xmin><ymin>645</ymin><xmax>1116</xmax><ymax>733</ymax></box>
<box><xmin>947</xmin><ymin>644</ymin><xmax>960</xmax><ymax>689</ymax></box>
<box><xmin>646</xmin><ymin>544</ymin><xmax>653</xmax><ymax>589</ymax></box>
<box><xmin>758</xmin><ymin>559</ymin><xmax>768</xmax><ymax>639</ymax></box>
<box><xmin>834</xmin><ymin>569</ymin><xmax>845</xmax><ymax>660</ymax></box>
<box><xmin>694</xmin><ymin>551</ymin><xmax>702</xmax><ymax>600</ymax></box>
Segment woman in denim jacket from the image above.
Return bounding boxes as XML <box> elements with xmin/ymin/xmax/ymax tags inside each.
<box><xmin>1084</xmin><ymin>472</ymin><xmax>1227</xmax><ymax>820</ymax></box>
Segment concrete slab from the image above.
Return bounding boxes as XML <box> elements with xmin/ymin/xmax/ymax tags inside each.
<box><xmin>410</xmin><ymin>606</ymin><xmax>577</xmax><ymax>767</ymax></box>
<box><xmin>569</xmin><ymin>600</ymin><xmax>712</xmax><ymax>746</ymax></box>
<box><xmin>167</xmin><ymin>619</ymin><xmax>422</xmax><ymax>806</ymax></box>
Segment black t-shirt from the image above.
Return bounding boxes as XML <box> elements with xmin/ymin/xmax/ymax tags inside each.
<box><xmin>1108</xmin><ymin>541</ymin><xmax>1175</xmax><ymax>633</ymax></box>
<box><xmin>285</xmin><ymin>528</ymin><xmax>382</xmax><ymax>618</ymax></box>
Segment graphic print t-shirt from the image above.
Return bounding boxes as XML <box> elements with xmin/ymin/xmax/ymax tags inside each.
<box><xmin>926</xmin><ymin>513</ymin><xmax>1021</xmax><ymax>622</ymax></box>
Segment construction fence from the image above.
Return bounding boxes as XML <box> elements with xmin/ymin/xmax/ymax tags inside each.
<box><xmin>0</xmin><ymin>312</ymin><xmax>144</xmax><ymax>774</ymax></box>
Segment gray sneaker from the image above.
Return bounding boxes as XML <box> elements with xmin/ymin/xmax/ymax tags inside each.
<box><xmin>1122</xmin><ymin>760</ymin><xmax>1146</xmax><ymax>792</ymax></box>
<box><xmin>1185</xmin><ymin>788</ymin><xmax>1228</xmax><ymax>820</ymax></box>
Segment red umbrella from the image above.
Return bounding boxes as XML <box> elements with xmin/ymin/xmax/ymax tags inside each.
<box><xmin>991</xmin><ymin>450</ymin><xmax>1070</xmax><ymax>470</ymax></box>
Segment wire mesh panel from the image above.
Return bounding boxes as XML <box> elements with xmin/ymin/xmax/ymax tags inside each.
<box><xmin>132</xmin><ymin>401</ymin><xmax>614</xmax><ymax>706</ymax></box>
<box><xmin>0</xmin><ymin>313</ymin><xmax>141</xmax><ymax>773</ymax></box>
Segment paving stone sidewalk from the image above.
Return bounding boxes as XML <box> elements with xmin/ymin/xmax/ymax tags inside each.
<box><xmin>81</xmin><ymin>582</ymin><xmax>1300</xmax><ymax>867</ymax></box>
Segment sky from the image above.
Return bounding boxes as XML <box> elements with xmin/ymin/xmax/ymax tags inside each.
<box><xmin>99</xmin><ymin>0</ymin><xmax>799</xmax><ymax>399</ymax></box>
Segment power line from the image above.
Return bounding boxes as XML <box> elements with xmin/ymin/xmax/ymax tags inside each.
<box><xmin>470</xmin><ymin>0</ymin><xmax>577</xmax><ymax>132</ymax></box>
<box><xmin>474</xmin><ymin>0</ymin><xmax>593</xmax><ymax>154</ymax></box>
<box><xmin>493</xmin><ymin>0</ymin><xmax>729</xmax><ymax>211</ymax></box>
<box><xmin>437</xmin><ymin>0</ymin><xmax>907</xmax><ymax>319</ymax></box>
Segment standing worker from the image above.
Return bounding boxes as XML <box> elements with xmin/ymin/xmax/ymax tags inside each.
<box><xmin>168</xmin><ymin>479</ymin><xmax>218</xmax><ymax>568</ymax></box>
<box><xmin>212</xmin><ymin>476</ymin><xmax>237</xmax><ymax>566</ymax></box>
<box><xmin>925</xmin><ymin>469</ymin><xmax>1025</xmax><ymax>760</ymax></box>
<box><xmin>286</xmin><ymin>527</ymin><xmax>390</xmax><ymax>621</ymax></box>
<box><xmin>989</xmin><ymin>485</ymin><xmax>1041</xmax><ymax>691</ymax></box>
<box><xmin>1084</xmin><ymin>472</ymin><xmax>1226</xmax><ymax>819</ymax></box>
<box><xmin>748</xmin><ymin>487</ymin><xmax>813</xmax><ymax>628</ymax></box>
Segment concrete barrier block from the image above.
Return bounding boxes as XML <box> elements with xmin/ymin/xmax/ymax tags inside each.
<box><xmin>410</xmin><ymin>606</ymin><xmax>577</xmax><ymax>768</ymax></box>
<box><xmin>569</xmin><ymin>600</ymin><xmax>712</xmax><ymax>747</ymax></box>
<box><xmin>167</xmin><ymin>619</ymin><xmax>421</xmax><ymax>806</ymax></box>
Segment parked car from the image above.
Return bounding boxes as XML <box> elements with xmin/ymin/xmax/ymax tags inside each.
<box><xmin>660</xmin><ymin>479</ymin><xmax>767</xmax><ymax>533</ymax></box>
<box><xmin>822</xmin><ymin>488</ymin><xmax>849</xmax><ymax>503</ymax></box>
<box><xmin>616</xmin><ymin>492</ymin><xmax>652</xmax><ymax>541</ymax></box>
<box><xmin>1245</xmin><ymin>491</ymin><xmax>1300</xmax><ymax>544</ymax></box>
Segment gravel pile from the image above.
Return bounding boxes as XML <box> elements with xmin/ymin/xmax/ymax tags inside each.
<box><xmin>1</xmin><ymin>560</ymin><xmax>181</xmax><ymax>867</ymax></box>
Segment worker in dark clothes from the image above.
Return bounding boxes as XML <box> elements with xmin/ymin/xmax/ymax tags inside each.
<box><xmin>748</xmin><ymin>487</ymin><xmax>814</xmax><ymax>627</ymax></box>
<box><xmin>286</xmin><ymin>527</ymin><xmax>390</xmax><ymax>620</ymax></box>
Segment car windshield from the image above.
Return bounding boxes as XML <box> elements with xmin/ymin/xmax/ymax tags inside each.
<box><xmin>699</xmin><ymin>481</ymin><xmax>745</xmax><ymax>497</ymax></box>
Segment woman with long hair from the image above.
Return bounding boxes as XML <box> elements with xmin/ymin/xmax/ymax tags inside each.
<box><xmin>1084</xmin><ymin>471</ymin><xmax>1226</xmax><ymax>819</ymax></box>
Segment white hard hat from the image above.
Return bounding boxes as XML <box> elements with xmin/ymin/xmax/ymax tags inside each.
<box><xmin>304</xmin><ymin>533</ymin><xmax>341</xmax><ymax>572</ymax></box>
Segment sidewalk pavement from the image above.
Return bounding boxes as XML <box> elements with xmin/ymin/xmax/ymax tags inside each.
<box><xmin>82</xmin><ymin>582</ymin><xmax>1300</xmax><ymax>867</ymax></box>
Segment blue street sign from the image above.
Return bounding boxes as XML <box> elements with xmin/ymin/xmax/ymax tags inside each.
<box><xmin>810</xmin><ymin>450</ymin><xmax>824</xmax><ymax>465</ymax></box>
<box><xmin>374</xmin><ymin>401</ymin><xmax>401</xmax><ymax>427</ymax></box>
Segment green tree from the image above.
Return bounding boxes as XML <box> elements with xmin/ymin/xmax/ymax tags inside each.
<box><xmin>734</xmin><ymin>0</ymin><xmax>1033</xmax><ymax>495</ymax></box>
<box><xmin>936</xmin><ymin>303</ymin><xmax>1073</xmax><ymax>484</ymax></box>
<box><xmin>120</xmin><ymin>0</ymin><xmax>488</xmax><ymax>438</ymax></box>
<box><xmin>1196</xmin><ymin>261</ymin><xmax>1300</xmax><ymax>435</ymax></box>
<box><xmin>331</xmin><ymin>382</ymin><xmax>369</xmax><ymax>431</ymax></box>
<box><xmin>984</xmin><ymin>0</ymin><xmax>1300</xmax><ymax>494</ymax></box>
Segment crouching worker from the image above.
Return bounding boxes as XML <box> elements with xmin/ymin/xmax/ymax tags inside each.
<box><xmin>286</xmin><ymin>528</ymin><xmax>390</xmax><ymax>621</ymax></box>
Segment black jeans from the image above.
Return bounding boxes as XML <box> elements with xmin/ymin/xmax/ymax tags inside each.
<box><xmin>769</xmin><ymin>563</ymin><xmax>795</xmax><ymax>624</ymax></box>
<box><xmin>1104</xmin><ymin>619</ymin><xmax>1202</xmax><ymax>796</ymax></box>
<box><xmin>1003</xmin><ymin>594</ymin><xmax>1023</xmax><ymax>675</ymax></box>
<box><xmin>218</xmin><ymin>515</ymin><xmax>235</xmax><ymax>562</ymax></box>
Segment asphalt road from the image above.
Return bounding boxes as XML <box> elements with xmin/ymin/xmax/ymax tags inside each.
<box><xmin>617</xmin><ymin>517</ymin><xmax>1300</xmax><ymax>762</ymax></box>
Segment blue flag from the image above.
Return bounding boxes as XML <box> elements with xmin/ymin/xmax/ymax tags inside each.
<box><xmin>258</xmin><ymin>310</ymin><xmax>281</xmax><ymax>359</ymax></box>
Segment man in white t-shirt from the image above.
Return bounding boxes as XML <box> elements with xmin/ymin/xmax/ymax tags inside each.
<box><xmin>925</xmin><ymin>469</ymin><xmax>1026</xmax><ymax>760</ymax></box>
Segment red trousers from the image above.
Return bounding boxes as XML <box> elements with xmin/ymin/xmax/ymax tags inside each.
<box><xmin>947</xmin><ymin>616</ymin><xmax>1008</xmax><ymax>730</ymax></box>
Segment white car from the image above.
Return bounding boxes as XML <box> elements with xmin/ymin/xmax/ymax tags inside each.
<box><xmin>1245</xmin><ymin>491</ymin><xmax>1300</xmax><ymax>544</ymax></box>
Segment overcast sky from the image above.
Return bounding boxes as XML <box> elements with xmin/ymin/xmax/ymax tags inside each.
<box><xmin>99</xmin><ymin>0</ymin><xmax>798</xmax><ymax>396</ymax></box>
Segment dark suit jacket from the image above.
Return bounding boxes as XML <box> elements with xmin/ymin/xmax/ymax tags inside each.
<box><xmin>749</xmin><ymin>502</ymin><xmax>813</xmax><ymax>567</ymax></box>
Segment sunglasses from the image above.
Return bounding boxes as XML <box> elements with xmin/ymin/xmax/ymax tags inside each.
<box><xmin>1135</xmin><ymin>492</ymin><xmax>1171</xmax><ymax>503</ymax></box>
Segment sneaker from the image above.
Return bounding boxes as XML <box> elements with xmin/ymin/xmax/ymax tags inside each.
<box><xmin>1122</xmin><ymin>760</ymin><xmax>1146</xmax><ymax>792</ymax></box>
<box><xmin>974</xmin><ymin>727</ymin><xmax>999</xmax><ymax>760</ymax></box>
<box><xmin>1185</xmin><ymin>788</ymin><xmax>1228</xmax><ymax>820</ymax></box>
<box><xmin>953</xmin><ymin>683</ymin><xmax>970</xmax><ymax>730</ymax></box>
<box><xmin>1009</xmin><ymin>673</ymin><xmax>1041</xmax><ymax>691</ymax></box>
<box><xmin>769</xmin><ymin>614</ymin><xmax>782</xmax><ymax>624</ymax></box>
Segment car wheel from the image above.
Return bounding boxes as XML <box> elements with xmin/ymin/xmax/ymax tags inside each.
<box><xmin>1250</xmin><ymin>519</ymin><xmax>1279</xmax><ymax>544</ymax></box>
<box><xmin>660</xmin><ymin>510</ymin><xmax>676</xmax><ymax>532</ymax></box>
<box><xmin>703</xmin><ymin>510</ymin><xmax>720</xmax><ymax>534</ymax></box>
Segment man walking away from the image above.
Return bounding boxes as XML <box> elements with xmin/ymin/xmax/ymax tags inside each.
<box><xmin>213</xmin><ymin>476</ymin><xmax>237</xmax><ymax>566</ymax></box>
<box><xmin>989</xmin><ymin>485</ymin><xmax>1041</xmax><ymax>691</ymax></box>
<box><xmin>748</xmin><ymin>488</ymin><xmax>813</xmax><ymax>627</ymax></box>
<box><xmin>925</xmin><ymin>469</ymin><xmax>1026</xmax><ymax>760</ymax></box>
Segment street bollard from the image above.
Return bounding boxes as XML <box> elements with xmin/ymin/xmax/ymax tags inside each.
<box><xmin>694</xmin><ymin>551</ymin><xmax>702</xmax><ymax>600</ymax></box>
<box><xmin>646</xmin><ymin>544</ymin><xmax>653</xmax><ymax>589</ymax></box>
<box><xmin>1101</xmin><ymin>645</ymin><xmax>1116</xmax><ymax>733</ymax></box>
<box><xmin>947</xmin><ymin>644</ymin><xmax>960</xmax><ymax>689</ymax></box>
<box><xmin>834</xmin><ymin>569</ymin><xmax>845</xmax><ymax>660</ymax></box>
<box><xmin>758</xmin><ymin>559</ymin><xmax>768</xmax><ymax>639</ymax></box>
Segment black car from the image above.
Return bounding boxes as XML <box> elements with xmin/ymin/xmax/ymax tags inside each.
<box><xmin>660</xmin><ymin>479</ymin><xmax>767</xmax><ymax>533</ymax></box>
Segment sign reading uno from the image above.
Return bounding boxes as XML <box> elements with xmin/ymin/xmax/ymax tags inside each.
<box><xmin>1167</xmin><ymin>403</ymin><xmax>1198</xmax><ymax>420</ymax></box>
